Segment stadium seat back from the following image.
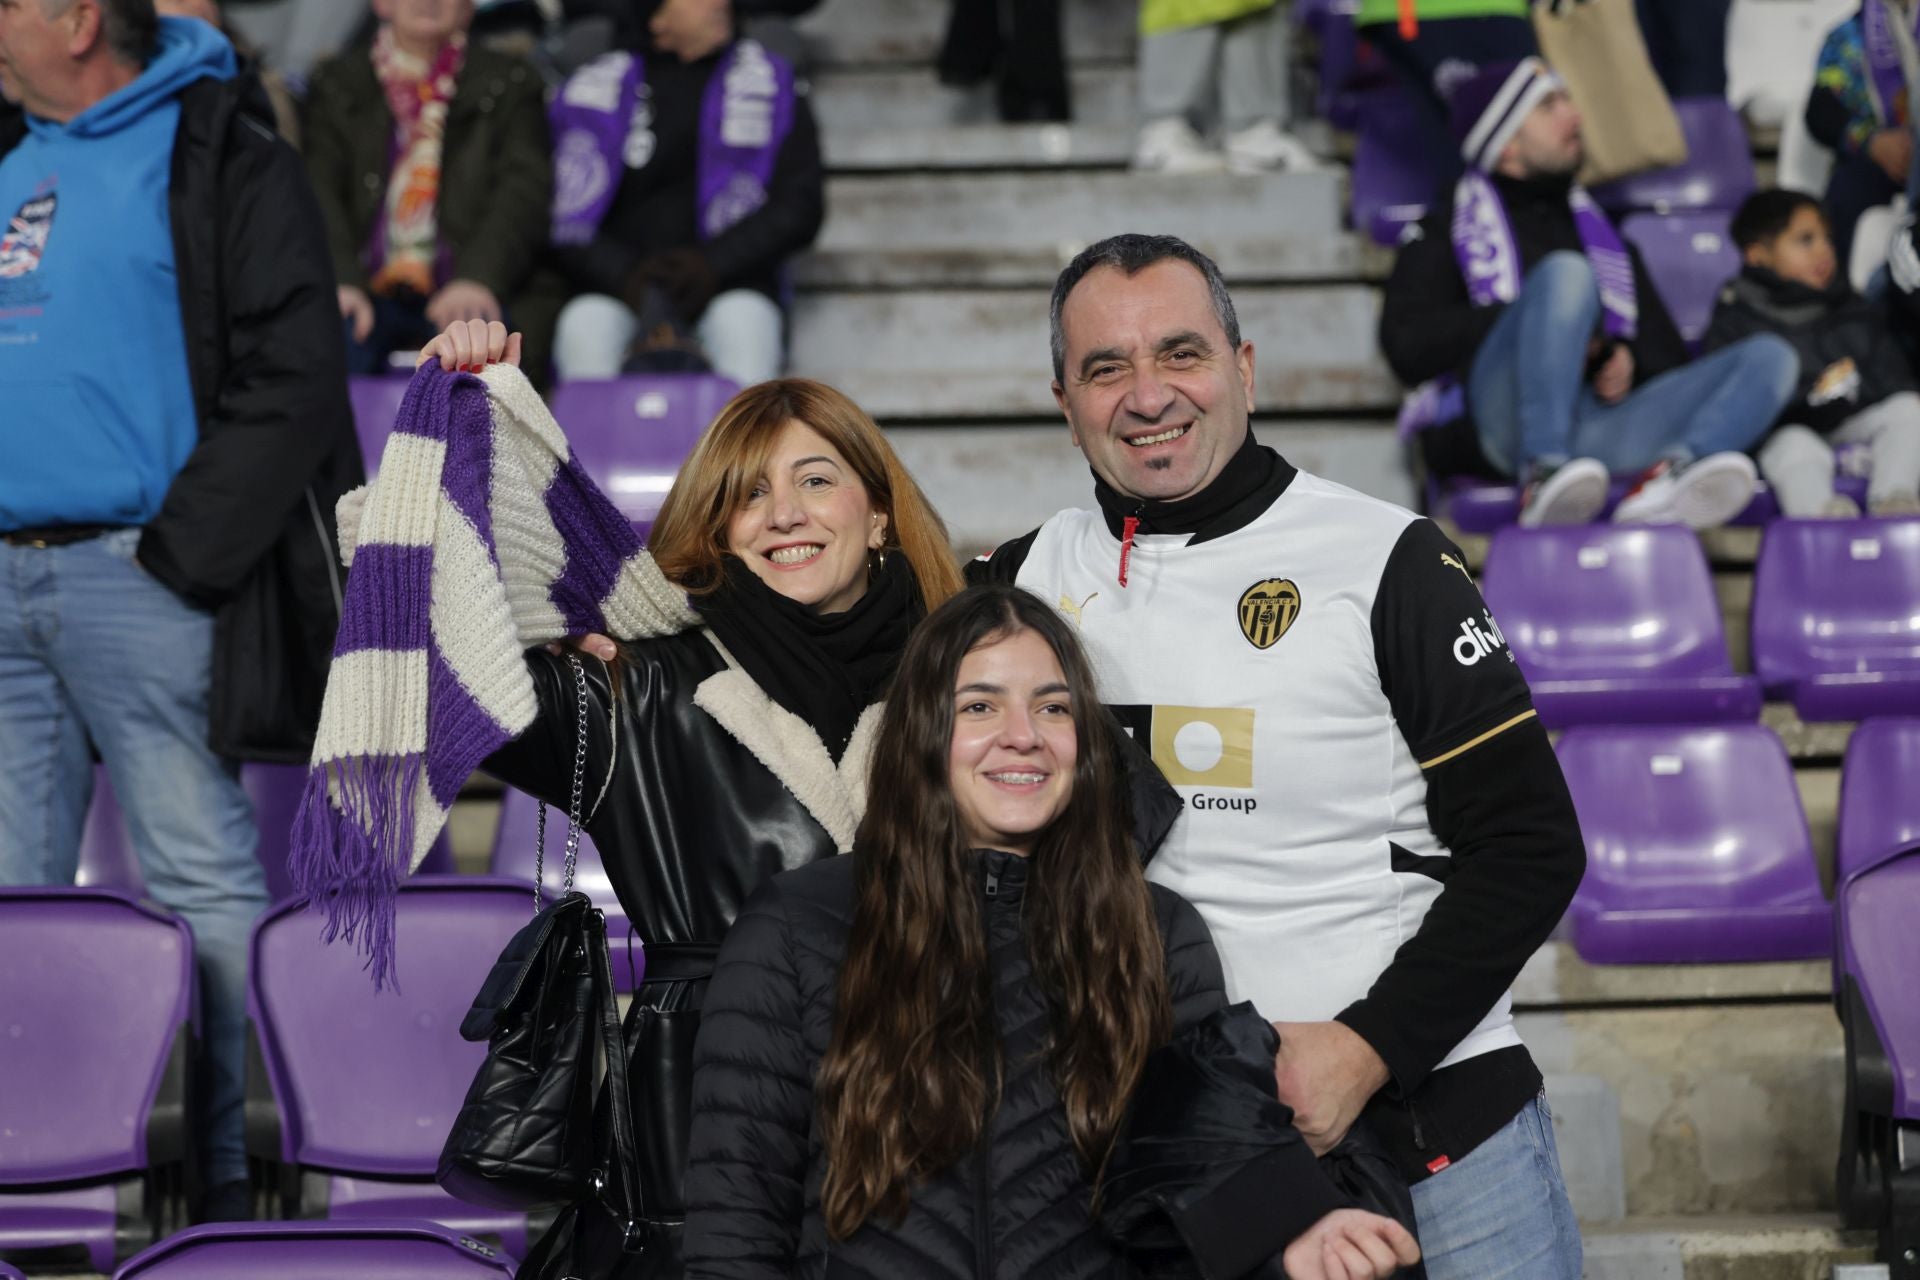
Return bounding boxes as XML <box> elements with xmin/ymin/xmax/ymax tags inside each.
<box><xmin>112</xmin><ymin>1220</ymin><xmax>516</xmax><ymax>1280</ymax></box>
<box><xmin>0</xmin><ymin>889</ymin><xmax>193</xmax><ymax>1184</ymax></box>
<box><xmin>549</xmin><ymin>375</ymin><xmax>740</xmax><ymax>536</ymax></box>
<box><xmin>1555</xmin><ymin>724</ymin><xmax>1830</xmax><ymax>963</ymax></box>
<box><xmin>0</xmin><ymin>888</ymin><xmax>193</xmax><ymax>1271</ymax></box>
<box><xmin>488</xmin><ymin>789</ymin><xmax>642</xmax><ymax>990</ymax></box>
<box><xmin>247</xmin><ymin>877</ymin><xmax>531</xmax><ymax>1175</ymax></box>
<box><xmin>1592</xmin><ymin>97</ymin><xmax>1756</xmax><ymax>214</ymax></box>
<box><xmin>1483</xmin><ymin>525</ymin><xmax>1760</xmax><ymax>726</ymax></box>
<box><xmin>1620</xmin><ymin>211</ymin><xmax>1740</xmax><ymax>344</ymax></box>
<box><xmin>1350</xmin><ymin>87</ymin><xmax>1448</xmax><ymax>247</ymax></box>
<box><xmin>347</xmin><ymin>377</ymin><xmax>413</xmax><ymax>479</ymax></box>
<box><xmin>1841</xmin><ymin>855</ymin><xmax>1920</xmax><ymax>1122</ymax></box>
<box><xmin>1752</xmin><ymin>517</ymin><xmax>1920</xmax><ymax>720</ymax></box>
<box><xmin>1838</xmin><ymin>718</ymin><xmax>1920</xmax><ymax>882</ymax></box>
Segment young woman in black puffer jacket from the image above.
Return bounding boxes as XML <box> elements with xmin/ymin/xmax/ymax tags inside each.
<box><xmin>681</xmin><ymin>585</ymin><xmax>1420</xmax><ymax>1280</ymax></box>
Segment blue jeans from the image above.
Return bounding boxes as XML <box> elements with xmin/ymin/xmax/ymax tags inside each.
<box><xmin>0</xmin><ymin>529</ymin><xmax>267</xmax><ymax>1186</ymax></box>
<box><xmin>1409</xmin><ymin>1093</ymin><xmax>1583</xmax><ymax>1280</ymax></box>
<box><xmin>344</xmin><ymin>293</ymin><xmax>445</xmax><ymax>377</ymax></box>
<box><xmin>1469</xmin><ymin>251</ymin><xmax>1799</xmax><ymax>477</ymax></box>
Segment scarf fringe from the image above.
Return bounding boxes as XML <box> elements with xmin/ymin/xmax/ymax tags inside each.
<box><xmin>288</xmin><ymin>754</ymin><xmax>423</xmax><ymax>991</ymax></box>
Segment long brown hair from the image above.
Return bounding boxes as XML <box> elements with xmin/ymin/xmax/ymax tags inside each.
<box><xmin>646</xmin><ymin>378</ymin><xmax>963</xmax><ymax>613</ymax></box>
<box><xmin>814</xmin><ymin>585</ymin><xmax>1172</xmax><ymax>1240</ymax></box>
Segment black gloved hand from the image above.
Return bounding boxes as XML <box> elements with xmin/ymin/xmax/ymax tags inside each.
<box><xmin>626</xmin><ymin>246</ymin><xmax>720</xmax><ymax>323</ymax></box>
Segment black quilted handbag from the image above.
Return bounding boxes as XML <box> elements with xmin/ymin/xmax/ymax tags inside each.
<box><xmin>437</xmin><ymin>655</ymin><xmax>648</xmax><ymax>1254</ymax></box>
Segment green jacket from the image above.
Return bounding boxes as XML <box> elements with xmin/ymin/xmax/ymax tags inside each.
<box><xmin>1141</xmin><ymin>0</ymin><xmax>1274</xmax><ymax>36</ymax></box>
<box><xmin>302</xmin><ymin>42</ymin><xmax>552</xmax><ymax>301</ymax></box>
<box><xmin>1354</xmin><ymin>0</ymin><xmax>1528</xmax><ymax>26</ymax></box>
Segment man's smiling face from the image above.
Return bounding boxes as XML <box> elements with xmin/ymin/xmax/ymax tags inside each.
<box><xmin>1052</xmin><ymin>258</ymin><xmax>1255</xmax><ymax>504</ymax></box>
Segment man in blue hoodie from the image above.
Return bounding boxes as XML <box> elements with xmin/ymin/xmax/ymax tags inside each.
<box><xmin>0</xmin><ymin>0</ymin><xmax>358</xmax><ymax>1224</ymax></box>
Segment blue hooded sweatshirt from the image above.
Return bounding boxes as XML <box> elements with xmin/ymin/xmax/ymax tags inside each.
<box><xmin>0</xmin><ymin>18</ymin><xmax>236</xmax><ymax>531</ymax></box>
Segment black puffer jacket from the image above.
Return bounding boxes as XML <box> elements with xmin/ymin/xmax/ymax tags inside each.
<box><xmin>681</xmin><ymin>850</ymin><xmax>1229</xmax><ymax>1279</ymax></box>
<box><xmin>1705</xmin><ymin>266</ymin><xmax>1917</xmax><ymax>435</ymax></box>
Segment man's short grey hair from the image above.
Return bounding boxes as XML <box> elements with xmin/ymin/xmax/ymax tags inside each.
<box><xmin>44</xmin><ymin>0</ymin><xmax>158</xmax><ymax>67</ymax></box>
<box><xmin>1049</xmin><ymin>234</ymin><xmax>1242</xmax><ymax>384</ymax></box>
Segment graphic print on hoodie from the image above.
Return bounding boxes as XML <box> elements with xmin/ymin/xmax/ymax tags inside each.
<box><xmin>0</xmin><ymin>17</ymin><xmax>235</xmax><ymax>531</ymax></box>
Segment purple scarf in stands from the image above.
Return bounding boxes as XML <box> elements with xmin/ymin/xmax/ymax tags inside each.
<box><xmin>1864</xmin><ymin>0</ymin><xmax>1920</xmax><ymax>127</ymax></box>
<box><xmin>1398</xmin><ymin>171</ymin><xmax>1637</xmax><ymax>438</ymax></box>
<box><xmin>549</xmin><ymin>40</ymin><xmax>797</xmax><ymax>246</ymax></box>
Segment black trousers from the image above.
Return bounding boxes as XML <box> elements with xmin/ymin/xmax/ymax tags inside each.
<box><xmin>939</xmin><ymin>0</ymin><xmax>1071</xmax><ymax>122</ymax></box>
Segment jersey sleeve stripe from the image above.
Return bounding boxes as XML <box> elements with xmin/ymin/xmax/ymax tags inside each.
<box><xmin>1417</xmin><ymin>709</ymin><xmax>1538</xmax><ymax>770</ymax></box>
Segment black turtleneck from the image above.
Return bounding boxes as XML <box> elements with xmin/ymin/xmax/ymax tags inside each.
<box><xmin>1378</xmin><ymin>166</ymin><xmax>1690</xmax><ymax>396</ymax></box>
<box><xmin>1090</xmin><ymin>426</ymin><xmax>1297</xmax><ymax>545</ymax></box>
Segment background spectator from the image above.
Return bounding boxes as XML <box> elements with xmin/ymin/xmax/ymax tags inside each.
<box><xmin>1807</xmin><ymin>0</ymin><xmax>1920</xmax><ymax>271</ymax></box>
<box><xmin>1356</xmin><ymin>0</ymin><xmax>1537</xmax><ymax>187</ymax></box>
<box><xmin>1381</xmin><ymin>59</ymin><xmax>1797</xmax><ymax>528</ymax></box>
<box><xmin>304</xmin><ymin>0</ymin><xmax>552</xmax><ymax>376</ymax></box>
<box><xmin>1135</xmin><ymin>0</ymin><xmax>1321</xmax><ymax>174</ymax></box>
<box><xmin>1711</xmin><ymin>188</ymin><xmax>1920</xmax><ymax>518</ymax></box>
<box><xmin>1634</xmin><ymin>0</ymin><xmax>1732</xmax><ymax>100</ymax></box>
<box><xmin>543</xmin><ymin>0</ymin><xmax>824</xmax><ymax>386</ymax></box>
<box><xmin>0</xmin><ymin>0</ymin><xmax>357</xmax><ymax>1223</ymax></box>
<box><xmin>938</xmin><ymin>0</ymin><xmax>1069</xmax><ymax>123</ymax></box>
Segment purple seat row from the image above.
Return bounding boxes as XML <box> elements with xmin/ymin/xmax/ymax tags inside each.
<box><xmin>1480</xmin><ymin>519</ymin><xmax>1920</xmax><ymax>728</ymax></box>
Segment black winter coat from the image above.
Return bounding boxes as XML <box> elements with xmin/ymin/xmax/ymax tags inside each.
<box><xmin>0</xmin><ymin>76</ymin><xmax>361</xmax><ymax>760</ymax></box>
<box><xmin>1704</xmin><ymin>266</ymin><xmax>1917</xmax><ymax>435</ymax></box>
<box><xmin>680</xmin><ymin>851</ymin><xmax>1231</xmax><ymax>1279</ymax></box>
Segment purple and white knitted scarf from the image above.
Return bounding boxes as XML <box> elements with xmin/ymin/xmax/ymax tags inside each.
<box><xmin>290</xmin><ymin>363</ymin><xmax>698</xmax><ymax>986</ymax></box>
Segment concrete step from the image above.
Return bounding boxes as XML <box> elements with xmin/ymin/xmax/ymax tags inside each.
<box><xmin>1581</xmin><ymin>1214</ymin><xmax>1877</xmax><ymax>1279</ymax></box>
<box><xmin>787</xmin><ymin>285</ymin><xmax>1396</xmax><ymax>420</ymax></box>
<box><xmin>1516</xmin><ymin>942</ymin><xmax>1830</xmax><ymax>1010</ymax></box>
<box><xmin>797</xmin><ymin>0</ymin><xmax>1131</xmax><ymax>68</ymax></box>
<box><xmin>811</xmin><ymin>64</ymin><xmax>1136</xmax><ymax>133</ymax></box>
<box><xmin>884</xmin><ymin>418</ymin><xmax>1413</xmax><ymax>554</ymax></box>
<box><xmin>1521</xmin><ymin>1000</ymin><xmax>1845</xmax><ymax>1219</ymax></box>
<box><xmin>824</xmin><ymin>122</ymin><xmax>1138</xmax><ymax>172</ymax></box>
<box><xmin>799</xmin><ymin>170</ymin><xmax>1375</xmax><ymax>287</ymax></box>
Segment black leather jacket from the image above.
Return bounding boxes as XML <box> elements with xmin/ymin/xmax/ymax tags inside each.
<box><xmin>486</xmin><ymin>630</ymin><xmax>871</xmax><ymax>1276</ymax></box>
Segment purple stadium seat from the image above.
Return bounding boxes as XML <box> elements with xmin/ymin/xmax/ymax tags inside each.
<box><xmin>549</xmin><ymin>375</ymin><xmax>739</xmax><ymax>539</ymax></box>
<box><xmin>0</xmin><ymin>1260</ymin><xmax>21</xmax><ymax>1280</ymax></box>
<box><xmin>1554</xmin><ymin>724</ymin><xmax>1830</xmax><ymax>964</ymax></box>
<box><xmin>1752</xmin><ymin>517</ymin><xmax>1920</xmax><ymax>720</ymax></box>
<box><xmin>245</xmin><ymin>879</ymin><xmax>538</xmax><ymax>1252</ymax></box>
<box><xmin>77</xmin><ymin>764</ymin><xmax>452</xmax><ymax>904</ymax></box>
<box><xmin>1592</xmin><ymin>97</ymin><xmax>1757</xmax><ymax>214</ymax></box>
<box><xmin>489</xmin><ymin>788</ymin><xmax>643</xmax><ymax>991</ymax></box>
<box><xmin>1833</xmin><ymin>720</ymin><xmax>1920</xmax><ymax>1248</ymax></box>
<box><xmin>348</xmin><ymin>376</ymin><xmax>413</xmax><ymax>478</ymax></box>
<box><xmin>1482</xmin><ymin>526</ymin><xmax>1760</xmax><ymax>726</ymax></box>
<box><xmin>1350</xmin><ymin>87</ymin><xmax>1449</xmax><ymax>247</ymax></box>
<box><xmin>112</xmin><ymin>1220</ymin><xmax>516</xmax><ymax>1279</ymax></box>
<box><xmin>0</xmin><ymin>888</ymin><xmax>194</xmax><ymax>1272</ymax></box>
<box><xmin>1425</xmin><ymin>471</ymin><xmax>1860</xmax><ymax>534</ymax></box>
<box><xmin>1621</xmin><ymin>211</ymin><xmax>1739</xmax><ymax>345</ymax></box>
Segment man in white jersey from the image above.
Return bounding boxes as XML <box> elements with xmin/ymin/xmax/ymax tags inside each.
<box><xmin>970</xmin><ymin>234</ymin><xmax>1587</xmax><ymax>1278</ymax></box>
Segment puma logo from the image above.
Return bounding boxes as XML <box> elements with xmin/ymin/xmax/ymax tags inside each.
<box><xmin>1440</xmin><ymin>553</ymin><xmax>1473</xmax><ymax>584</ymax></box>
<box><xmin>1059</xmin><ymin>591</ymin><xmax>1099</xmax><ymax>628</ymax></box>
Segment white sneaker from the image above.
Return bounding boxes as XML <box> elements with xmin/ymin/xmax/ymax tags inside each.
<box><xmin>1612</xmin><ymin>452</ymin><xmax>1758</xmax><ymax>528</ymax></box>
<box><xmin>1519</xmin><ymin>457</ymin><xmax>1610</xmax><ymax>526</ymax></box>
<box><xmin>1820</xmin><ymin>493</ymin><xmax>1863</xmax><ymax>518</ymax></box>
<box><xmin>1223</xmin><ymin>119</ymin><xmax>1326</xmax><ymax>173</ymax></box>
<box><xmin>1134</xmin><ymin>117</ymin><xmax>1226</xmax><ymax>173</ymax></box>
<box><xmin>1869</xmin><ymin>490</ymin><xmax>1920</xmax><ymax>517</ymax></box>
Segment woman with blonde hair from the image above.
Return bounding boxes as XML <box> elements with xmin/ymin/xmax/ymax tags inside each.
<box><xmin>418</xmin><ymin>319</ymin><xmax>964</xmax><ymax>1278</ymax></box>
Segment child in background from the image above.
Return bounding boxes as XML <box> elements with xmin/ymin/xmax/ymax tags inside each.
<box><xmin>1707</xmin><ymin>189</ymin><xmax>1920</xmax><ymax>517</ymax></box>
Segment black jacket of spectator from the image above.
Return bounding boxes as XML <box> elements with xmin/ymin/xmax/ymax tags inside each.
<box><xmin>679</xmin><ymin>850</ymin><xmax>1254</xmax><ymax>1278</ymax></box>
<box><xmin>1704</xmin><ymin>265</ymin><xmax>1917</xmax><ymax>435</ymax></box>
<box><xmin>303</xmin><ymin>41</ymin><xmax>553</xmax><ymax>308</ymax></box>
<box><xmin>549</xmin><ymin>9</ymin><xmax>825</xmax><ymax>314</ymax></box>
<box><xmin>0</xmin><ymin>77</ymin><xmax>361</xmax><ymax>759</ymax></box>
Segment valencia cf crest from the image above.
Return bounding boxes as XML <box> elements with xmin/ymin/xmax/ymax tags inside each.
<box><xmin>1237</xmin><ymin>578</ymin><xmax>1300</xmax><ymax>650</ymax></box>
